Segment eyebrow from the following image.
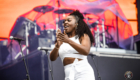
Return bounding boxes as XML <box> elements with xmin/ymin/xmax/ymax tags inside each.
<box><xmin>66</xmin><ymin>18</ymin><xmax>72</xmax><ymax>20</ymax></box>
<box><xmin>63</xmin><ymin>18</ymin><xmax>71</xmax><ymax>22</ymax></box>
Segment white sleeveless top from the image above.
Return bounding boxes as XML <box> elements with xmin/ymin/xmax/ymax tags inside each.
<box><xmin>58</xmin><ymin>36</ymin><xmax>87</xmax><ymax>62</ymax></box>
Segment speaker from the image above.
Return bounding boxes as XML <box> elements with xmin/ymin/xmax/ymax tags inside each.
<box><xmin>88</xmin><ymin>55</ymin><xmax>140</xmax><ymax>80</ymax></box>
<box><xmin>0</xmin><ymin>50</ymin><xmax>49</xmax><ymax>80</ymax></box>
<box><xmin>47</xmin><ymin>55</ymin><xmax>140</xmax><ymax>80</ymax></box>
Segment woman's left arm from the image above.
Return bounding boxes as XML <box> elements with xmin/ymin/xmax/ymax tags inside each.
<box><xmin>57</xmin><ymin>32</ymin><xmax>91</xmax><ymax>55</ymax></box>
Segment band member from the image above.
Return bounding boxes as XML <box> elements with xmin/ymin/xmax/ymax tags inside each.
<box><xmin>50</xmin><ymin>10</ymin><xmax>95</xmax><ymax>80</ymax></box>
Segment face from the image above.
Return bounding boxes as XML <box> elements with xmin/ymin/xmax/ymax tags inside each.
<box><xmin>63</xmin><ymin>15</ymin><xmax>77</xmax><ymax>34</ymax></box>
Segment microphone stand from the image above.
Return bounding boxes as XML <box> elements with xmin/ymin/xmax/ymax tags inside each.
<box><xmin>90</xmin><ymin>54</ymin><xmax>102</xmax><ymax>80</ymax></box>
<box><xmin>44</xmin><ymin>50</ymin><xmax>54</xmax><ymax>80</ymax></box>
<box><xmin>17</xmin><ymin>40</ymin><xmax>30</xmax><ymax>80</ymax></box>
<box><xmin>38</xmin><ymin>47</ymin><xmax>54</xmax><ymax>80</ymax></box>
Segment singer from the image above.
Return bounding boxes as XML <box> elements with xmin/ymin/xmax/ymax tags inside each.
<box><xmin>50</xmin><ymin>10</ymin><xmax>95</xmax><ymax>80</ymax></box>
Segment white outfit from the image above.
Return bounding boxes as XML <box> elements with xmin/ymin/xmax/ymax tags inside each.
<box><xmin>59</xmin><ymin>36</ymin><xmax>95</xmax><ymax>80</ymax></box>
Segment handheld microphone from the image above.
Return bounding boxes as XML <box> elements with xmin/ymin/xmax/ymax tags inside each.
<box><xmin>10</xmin><ymin>36</ymin><xmax>24</xmax><ymax>41</ymax></box>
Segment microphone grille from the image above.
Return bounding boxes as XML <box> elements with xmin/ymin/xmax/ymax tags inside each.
<box><xmin>9</xmin><ymin>36</ymin><xmax>14</xmax><ymax>40</ymax></box>
<box><xmin>37</xmin><ymin>47</ymin><xmax>41</xmax><ymax>50</ymax></box>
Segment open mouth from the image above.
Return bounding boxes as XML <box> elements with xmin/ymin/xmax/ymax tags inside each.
<box><xmin>64</xmin><ymin>26</ymin><xmax>68</xmax><ymax>31</ymax></box>
<box><xmin>64</xmin><ymin>26</ymin><xmax>69</xmax><ymax>28</ymax></box>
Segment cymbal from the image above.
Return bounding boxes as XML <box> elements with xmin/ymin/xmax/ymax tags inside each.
<box><xmin>86</xmin><ymin>8</ymin><xmax>104</xmax><ymax>14</ymax></box>
<box><xmin>33</xmin><ymin>5</ymin><xmax>54</xmax><ymax>13</ymax></box>
<box><xmin>54</xmin><ymin>9</ymin><xmax>73</xmax><ymax>14</ymax></box>
<box><xmin>82</xmin><ymin>12</ymin><xmax>91</xmax><ymax>15</ymax></box>
<box><xmin>90</xmin><ymin>22</ymin><xmax>114</xmax><ymax>28</ymax></box>
<box><xmin>92</xmin><ymin>8</ymin><xmax>104</xmax><ymax>13</ymax></box>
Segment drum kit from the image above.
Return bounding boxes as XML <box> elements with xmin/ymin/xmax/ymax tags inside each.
<box><xmin>32</xmin><ymin>5</ymin><xmax>73</xmax><ymax>32</ymax></box>
<box><xmin>23</xmin><ymin>6</ymin><xmax>74</xmax><ymax>53</ymax></box>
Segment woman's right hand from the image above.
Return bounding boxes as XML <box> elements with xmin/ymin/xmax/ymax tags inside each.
<box><xmin>50</xmin><ymin>29</ymin><xmax>62</xmax><ymax>61</ymax></box>
<box><xmin>56</xmin><ymin>28</ymin><xmax>63</xmax><ymax>48</ymax></box>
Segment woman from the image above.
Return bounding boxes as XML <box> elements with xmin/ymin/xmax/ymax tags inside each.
<box><xmin>50</xmin><ymin>10</ymin><xmax>95</xmax><ymax>80</ymax></box>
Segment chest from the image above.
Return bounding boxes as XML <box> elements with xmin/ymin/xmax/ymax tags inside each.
<box><xmin>59</xmin><ymin>38</ymin><xmax>80</xmax><ymax>55</ymax></box>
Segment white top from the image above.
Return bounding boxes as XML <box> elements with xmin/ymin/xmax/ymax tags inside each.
<box><xmin>59</xmin><ymin>36</ymin><xmax>87</xmax><ymax>62</ymax></box>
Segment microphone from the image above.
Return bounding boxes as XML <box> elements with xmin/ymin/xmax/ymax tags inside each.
<box><xmin>10</xmin><ymin>36</ymin><xmax>24</xmax><ymax>41</ymax></box>
<box><xmin>38</xmin><ymin>47</ymin><xmax>52</xmax><ymax>51</ymax></box>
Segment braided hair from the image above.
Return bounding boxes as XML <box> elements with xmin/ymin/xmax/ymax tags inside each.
<box><xmin>69</xmin><ymin>10</ymin><xmax>94</xmax><ymax>45</ymax></box>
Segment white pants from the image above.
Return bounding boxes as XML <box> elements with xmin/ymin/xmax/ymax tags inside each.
<box><xmin>64</xmin><ymin>58</ymin><xmax>95</xmax><ymax>80</ymax></box>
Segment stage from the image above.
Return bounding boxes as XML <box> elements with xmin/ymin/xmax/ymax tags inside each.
<box><xmin>0</xmin><ymin>0</ymin><xmax>139</xmax><ymax>80</ymax></box>
<box><xmin>0</xmin><ymin>47</ymin><xmax>140</xmax><ymax>80</ymax></box>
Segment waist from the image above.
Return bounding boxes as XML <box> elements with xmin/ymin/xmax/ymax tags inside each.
<box><xmin>60</xmin><ymin>53</ymin><xmax>87</xmax><ymax>62</ymax></box>
<box><xmin>63</xmin><ymin>57</ymin><xmax>83</xmax><ymax>66</ymax></box>
<box><xmin>64</xmin><ymin>58</ymin><xmax>88</xmax><ymax>68</ymax></box>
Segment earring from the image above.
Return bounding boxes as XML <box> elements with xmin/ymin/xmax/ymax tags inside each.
<box><xmin>75</xmin><ymin>27</ymin><xmax>77</xmax><ymax>33</ymax></box>
<box><xmin>75</xmin><ymin>27</ymin><xmax>77</xmax><ymax>30</ymax></box>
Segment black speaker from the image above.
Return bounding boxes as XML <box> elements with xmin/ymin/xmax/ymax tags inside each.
<box><xmin>0</xmin><ymin>45</ymin><xmax>9</xmax><ymax>66</ymax></box>
<box><xmin>88</xmin><ymin>55</ymin><xmax>140</xmax><ymax>80</ymax></box>
<box><xmin>0</xmin><ymin>50</ymin><xmax>49</xmax><ymax>80</ymax></box>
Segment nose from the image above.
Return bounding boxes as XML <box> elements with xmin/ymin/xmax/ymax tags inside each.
<box><xmin>64</xmin><ymin>20</ymin><xmax>68</xmax><ymax>24</ymax></box>
<box><xmin>63</xmin><ymin>21</ymin><xmax>68</xmax><ymax>27</ymax></box>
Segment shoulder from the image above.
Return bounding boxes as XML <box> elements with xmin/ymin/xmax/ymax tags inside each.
<box><xmin>79</xmin><ymin>34</ymin><xmax>90</xmax><ymax>42</ymax></box>
<box><xmin>81</xmin><ymin>34</ymin><xmax>89</xmax><ymax>39</ymax></box>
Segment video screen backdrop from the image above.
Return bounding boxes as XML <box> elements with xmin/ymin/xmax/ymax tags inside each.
<box><xmin>0</xmin><ymin>0</ymin><xmax>137</xmax><ymax>38</ymax></box>
<box><xmin>0</xmin><ymin>0</ymin><xmax>137</xmax><ymax>66</ymax></box>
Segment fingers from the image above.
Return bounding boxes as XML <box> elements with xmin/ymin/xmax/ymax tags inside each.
<box><xmin>57</xmin><ymin>33</ymin><xmax>64</xmax><ymax>38</ymax></box>
<box><xmin>64</xmin><ymin>30</ymin><xmax>66</xmax><ymax>35</ymax></box>
<box><xmin>56</xmin><ymin>32</ymin><xmax>65</xmax><ymax>41</ymax></box>
<box><xmin>56</xmin><ymin>28</ymin><xmax>62</xmax><ymax>37</ymax></box>
<box><xmin>57</xmin><ymin>37</ymin><xmax>64</xmax><ymax>41</ymax></box>
<box><xmin>56</xmin><ymin>32</ymin><xmax>63</xmax><ymax>37</ymax></box>
<box><xmin>57</xmin><ymin>28</ymin><xmax>62</xmax><ymax>33</ymax></box>
<box><xmin>56</xmin><ymin>29</ymin><xmax>66</xmax><ymax>42</ymax></box>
